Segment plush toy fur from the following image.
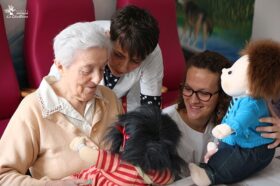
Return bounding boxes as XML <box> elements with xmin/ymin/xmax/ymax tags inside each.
<box><xmin>104</xmin><ymin>105</ymin><xmax>186</xmax><ymax>176</ymax></box>
<box><xmin>243</xmin><ymin>39</ymin><xmax>280</xmax><ymax>100</ymax></box>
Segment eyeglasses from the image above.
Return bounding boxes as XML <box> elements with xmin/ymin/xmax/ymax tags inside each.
<box><xmin>183</xmin><ymin>86</ymin><xmax>219</xmax><ymax>102</ymax></box>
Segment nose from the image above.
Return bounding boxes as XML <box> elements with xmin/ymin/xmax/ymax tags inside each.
<box><xmin>189</xmin><ymin>92</ymin><xmax>200</xmax><ymax>104</ymax></box>
<box><xmin>90</xmin><ymin>70</ymin><xmax>103</xmax><ymax>85</ymax></box>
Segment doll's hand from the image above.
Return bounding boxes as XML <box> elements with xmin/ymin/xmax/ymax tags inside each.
<box><xmin>204</xmin><ymin>142</ymin><xmax>218</xmax><ymax>163</ymax></box>
<box><xmin>212</xmin><ymin>124</ymin><xmax>232</xmax><ymax>139</ymax></box>
<box><xmin>70</xmin><ymin>137</ymin><xmax>87</xmax><ymax>152</ymax></box>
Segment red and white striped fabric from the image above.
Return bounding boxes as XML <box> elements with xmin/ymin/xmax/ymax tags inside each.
<box><xmin>72</xmin><ymin>150</ymin><xmax>172</xmax><ymax>186</ymax></box>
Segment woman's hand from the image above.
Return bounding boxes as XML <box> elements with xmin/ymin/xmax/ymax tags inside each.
<box><xmin>45</xmin><ymin>179</ymin><xmax>89</xmax><ymax>186</ymax></box>
<box><xmin>257</xmin><ymin>116</ymin><xmax>280</xmax><ymax>149</ymax></box>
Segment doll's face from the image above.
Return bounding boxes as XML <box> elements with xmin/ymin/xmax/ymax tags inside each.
<box><xmin>221</xmin><ymin>55</ymin><xmax>249</xmax><ymax>97</ymax></box>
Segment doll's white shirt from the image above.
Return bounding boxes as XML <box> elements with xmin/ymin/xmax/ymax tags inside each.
<box><xmin>163</xmin><ymin>104</ymin><xmax>215</xmax><ymax>165</ymax></box>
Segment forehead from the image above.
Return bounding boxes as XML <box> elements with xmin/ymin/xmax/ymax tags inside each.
<box><xmin>112</xmin><ymin>41</ymin><xmax>141</xmax><ymax>61</ymax></box>
<box><xmin>229</xmin><ymin>56</ymin><xmax>249</xmax><ymax>75</ymax></box>
<box><xmin>112</xmin><ymin>41</ymin><xmax>127</xmax><ymax>53</ymax></box>
<box><xmin>70</xmin><ymin>47</ymin><xmax>108</xmax><ymax>65</ymax></box>
<box><xmin>186</xmin><ymin>67</ymin><xmax>219</xmax><ymax>90</ymax></box>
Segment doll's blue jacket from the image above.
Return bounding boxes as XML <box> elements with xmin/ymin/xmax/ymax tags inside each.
<box><xmin>221</xmin><ymin>96</ymin><xmax>274</xmax><ymax>148</ymax></box>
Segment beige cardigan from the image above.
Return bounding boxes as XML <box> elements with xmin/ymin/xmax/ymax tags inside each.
<box><xmin>0</xmin><ymin>85</ymin><xmax>123</xmax><ymax>186</ymax></box>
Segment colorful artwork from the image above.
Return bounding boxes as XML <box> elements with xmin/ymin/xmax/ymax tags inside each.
<box><xmin>176</xmin><ymin>0</ymin><xmax>255</xmax><ymax>62</ymax></box>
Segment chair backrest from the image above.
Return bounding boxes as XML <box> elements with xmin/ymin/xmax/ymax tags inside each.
<box><xmin>24</xmin><ymin>0</ymin><xmax>95</xmax><ymax>88</ymax></box>
<box><xmin>117</xmin><ymin>0</ymin><xmax>186</xmax><ymax>91</ymax></box>
<box><xmin>0</xmin><ymin>5</ymin><xmax>21</xmax><ymax>136</ymax></box>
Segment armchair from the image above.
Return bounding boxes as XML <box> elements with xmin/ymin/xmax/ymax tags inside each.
<box><xmin>0</xmin><ymin>6</ymin><xmax>22</xmax><ymax>137</ymax></box>
<box><xmin>24</xmin><ymin>0</ymin><xmax>95</xmax><ymax>88</ymax></box>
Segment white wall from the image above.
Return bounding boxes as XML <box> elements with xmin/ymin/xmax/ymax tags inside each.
<box><xmin>251</xmin><ymin>0</ymin><xmax>280</xmax><ymax>42</ymax></box>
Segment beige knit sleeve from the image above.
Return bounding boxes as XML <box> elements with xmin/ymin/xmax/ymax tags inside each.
<box><xmin>0</xmin><ymin>94</ymin><xmax>47</xmax><ymax>186</ymax></box>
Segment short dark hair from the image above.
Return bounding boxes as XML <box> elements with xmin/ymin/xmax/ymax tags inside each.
<box><xmin>110</xmin><ymin>5</ymin><xmax>160</xmax><ymax>60</ymax></box>
<box><xmin>103</xmin><ymin>105</ymin><xmax>186</xmax><ymax>177</ymax></box>
<box><xmin>177</xmin><ymin>51</ymin><xmax>232</xmax><ymax>124</ymax></box>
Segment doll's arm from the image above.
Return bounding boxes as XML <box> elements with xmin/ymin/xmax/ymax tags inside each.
<box><xmin>212</xmin><ymin>124</ymin><xmax>233</xmax><ymax>139</ymax></box>
<box><xmin>70</xmin><ymin>137</ymin><xmax>99</xmax><ymax>164</ymax></box>
<box><xmin>213</xmin><ymin>100</ymin><xmax>262</xmax><ymax>139</ymax></box>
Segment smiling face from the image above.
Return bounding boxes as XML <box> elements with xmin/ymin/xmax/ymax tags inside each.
<box><xmin>59</xmin><ymin>47</ymin><xmax>108</xmax><ymax>102</ymax></box>
<box><xmin>182</xmin><ymin>67</ymin><xmax>220</xmax><ymax>128</ymax></box>
<box><xmin>108</xmin><ymin>41</ymin><xmax>142</xmax><ymax>77</ymax></box>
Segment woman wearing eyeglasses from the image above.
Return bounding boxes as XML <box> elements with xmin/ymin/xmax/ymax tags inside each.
<box><xmin>163</xmin><ymin>51</ymin><xmax>231</xmax><ymax>176</ymax></box>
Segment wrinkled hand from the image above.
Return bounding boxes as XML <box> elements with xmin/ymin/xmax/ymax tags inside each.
<box><xmin>257</xmin><ymin>116</ymin><xmax>280</xmax><ymax>149</ymax></box>
<box><xmin>45</xmin><ymin>178</ymin><xmax>89</xmax><ymax>186</ymax></box>
<box><xmin>204</xmin><ymin>142</ymin><xmax>218</xmax><ymax>163</ymax></box>
<box><xmin>69</xmin><ymin>137</ymin><xmax>87</xmax><ymax>152</ymax></box>
<box><xmin>212</xmin><ymin>124</ymin><xmax>232</xmax><ymax>139</ymax></box>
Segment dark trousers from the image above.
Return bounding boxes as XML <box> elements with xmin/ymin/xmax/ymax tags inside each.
<box><xmin>199</xmin><ymin>142</ymin><xmax>275</xmax><ymax>185</ymax></box>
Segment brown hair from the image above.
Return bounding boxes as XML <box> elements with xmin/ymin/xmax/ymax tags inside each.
<box><xmin>110</xmin><ymin>5</ymin><xmax>159</xmax><ymax>60</ymax></box>
<box><xmin>241</xmin><ymin>39</ymin><xmax>280</xmax><ymax>100</ymax></box>
<box><xmin>177</xmin><ymin>51</ymin><xmax>232</xmax><ymax>124</ymax></box>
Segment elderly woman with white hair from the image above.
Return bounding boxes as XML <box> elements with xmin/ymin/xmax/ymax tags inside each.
<box><xmin>0</xmin><ymin>22</ymin><xmax>123</xmax><ymax>186</ymax></box>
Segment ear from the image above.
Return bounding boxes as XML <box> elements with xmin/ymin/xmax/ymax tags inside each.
<box><xmin>54</xmin><ymin>59</ymin><xmax>64</xmax><ymax>73</ymax></box>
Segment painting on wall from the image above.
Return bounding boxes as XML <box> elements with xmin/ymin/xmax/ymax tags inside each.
<box><xmin>176</xmin><ymin>0</ymin><xmax>255</xmax><ymax>62</ymax></box>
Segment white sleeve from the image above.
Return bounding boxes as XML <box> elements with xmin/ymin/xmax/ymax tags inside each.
<box><xmin>140</xmin><ymin>45</ymin><xmax>163</xmax><ymax>96</ymax></box>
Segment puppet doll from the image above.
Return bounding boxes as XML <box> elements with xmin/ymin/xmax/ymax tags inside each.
<box><xmin>189</xmin><ymin>39</ymin><xmax>280</xmax><ymax>185</ymax></box>
<box><xmin>69</xmin><ymin>105</ymin><xmax>186</xmax><ymax>186</ymax></box>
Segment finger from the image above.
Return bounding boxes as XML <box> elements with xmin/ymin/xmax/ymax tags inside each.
<box><xmin>261</xmin><ymin>132</ymin><xmax>278</xmax><ymax>139</ymax></box>
<box><xmin>256</xmin><ymin>126</ymin><xmax>274</xmax><ymax>132</ymax></box>
<box><xmin>267</xmin><ymin>139</ymin><xmax>280</xmax><ymax>149</ymax></box>
<box><xmin>259</xmin><ymin>117</ymin><xmax>277</xmax><ymax>124</ymax></box>
<box><xmin>259</xmin><ymin>117</ymin><xmax>280</xmax><ymax>127</ymax></box>
<box><xmin>256</xmin><ymin>123</ymin><xmax>280</xmax><ymax>132</ymax></box>
<box><xmin>257</xmin><ymin>125</ymin><xmax>278</xmax><ymax>133</ymax></box>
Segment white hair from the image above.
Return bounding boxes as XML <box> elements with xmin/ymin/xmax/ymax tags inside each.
<box><xmin>53</xmin><ymin>22</ymin><xmax>111</xmax><ymax>67</ymax></box>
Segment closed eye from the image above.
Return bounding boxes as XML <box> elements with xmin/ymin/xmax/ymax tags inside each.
<box><xmin>113</xmin><ymin>51</ymin><xmax>124</xmax><ymax>59</ymax></box>
<box><xmin>130</xmin><ymin>58</ymin><xmax>142</xmax><ymax>64</ymax></box>
<box><xmin>198</xmin><ymin>91</ymin><xmax>211</xmax><ymax>96</ymax></box>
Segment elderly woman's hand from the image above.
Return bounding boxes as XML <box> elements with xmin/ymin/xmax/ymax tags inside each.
<box><xmin>69</xmin><ymin>137</ymin><xmax>87</xmax><ymax>152</ymax></box>
<box><xmin>257</xmin><ymin>116</ymin><xmax>280</xmax><ymax>149</ymax></box>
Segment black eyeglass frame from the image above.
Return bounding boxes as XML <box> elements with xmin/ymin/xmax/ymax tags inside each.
<box><xmin>182</xmin><ymin>85</ymin><xmax>219</xmax><ymax>102</ymax></box>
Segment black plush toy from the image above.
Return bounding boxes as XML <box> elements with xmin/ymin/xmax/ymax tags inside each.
<box><xmin>70</xmin><ymin>105</ymin><xmax>186</xmax><ymax>185</ymax></box>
